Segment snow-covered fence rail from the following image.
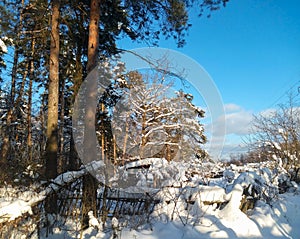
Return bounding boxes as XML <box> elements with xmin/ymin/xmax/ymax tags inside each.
<box><xmin>0</xmin><ymin>161</ymin><xmax>103</xmax><ymax>224</ymax></box>
<box><xmin>97</xmin><ymin>187</ymin><xmax>160</xmax><ymax>219</ymax></box>
<box><xmin>0</xmin><ymin>160</ymin><xmax>162</xmax><ymax>237</ymax></box>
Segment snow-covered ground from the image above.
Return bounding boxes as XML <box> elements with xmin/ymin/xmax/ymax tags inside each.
<box><xmin>0</xmin><ymin>161</ymin><xmax>299</xmax><ymax>239</ymax></box>
<box><xmin>41</xmin><ymin>189</ymin><xmax>300</xmax><ymax>239</ymax></box>
<box><xmin>119</xmin><ymin>191</ymin><xmax>300</xmax><ymax>239</ymax></box>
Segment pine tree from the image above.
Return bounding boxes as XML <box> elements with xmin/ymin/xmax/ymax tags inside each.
<box><xmin>44</xmin><ymin>0</ymin><xmax>60</xmax><ymax>213</ymax></box>
<box><xmin>81</xmin><ymin>0</ymin><xmax>101</xmax><ymax>229</ymax></box>
<box><xmin>113</xmin><ymin>71</ymin><xmax>207</xmax><ymax>162</ymax></box>
<box><xmin>0</xmin><ymin>0</ymin><xmax>25</xmax><ymax>164</ymax></box>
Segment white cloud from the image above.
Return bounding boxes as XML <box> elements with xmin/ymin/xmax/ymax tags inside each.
<box><xmin>204</xmin><ymin>103</ymin><xmax>300</xmax><ymax>160</ymax></box>
<box><xmin>206</xmin><ymin>103</ymin><xmax>253</xmax><ymax>137</ymax></box>
<box><xmin>259</xmin><ymin>108</ymin><xmax>276</xmax><ymax>117</ymax></box>
<box><xmin>225</xmin><ymin>110</ymin><xmax>253</xmax><ymax>135</ymax></box>
<box><xmin>224</xmin><ymin>103</ymin><xmax>242</xmax><ymax>112</ymax></box>
<box><xmin>204</xmin><ymin>103</ymin><xmax>254</xmax><ymax>160</ymax></box>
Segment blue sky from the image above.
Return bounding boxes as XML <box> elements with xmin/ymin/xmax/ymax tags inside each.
<box><xmin>118</xmin><ymin>0</ymin><xmax>300</xmax><ymax>159</ymax></box>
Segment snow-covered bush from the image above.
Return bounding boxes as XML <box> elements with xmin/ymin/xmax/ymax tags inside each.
<box><xmin>250</xmin><ymin>95</ymin><xmax>300</xmax><ymax>182</ymax></box>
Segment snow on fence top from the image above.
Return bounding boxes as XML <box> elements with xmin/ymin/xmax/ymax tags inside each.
<box><xmin>0</xmin><ymin>161</ymin><xmax>103</xmax><ymax>223</ymax></box>
<box><xmin>122</xmin><ymin>157</ymin><xmax>168</xmax><ymax>169</ymax></box>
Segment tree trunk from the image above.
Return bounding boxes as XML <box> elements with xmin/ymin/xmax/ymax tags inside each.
<box><xmin>81</xmin><ymin>172</ymin><xmax>98</xmax><ymax>229</ymax></box>
<box><xmin>27</xmin><ymin>77</ymin><xmax>33</xmax><ymax>162</ymax></box>
<box><xmin>58</xmin><ymin>77</ymin><xmax>65</xmax><ymax>174</ymax></box>
<box><xmin>68</xmin><ymin>37</ymin><xmax>83</xmax><ymax>171</ymax></box>
<box><xmin>27</xmin><ymin>38</ymin><xmax>35</xmax><ymax>163</ymax></box>
<box><xmin>86</xmin><ymin>0</ymin><xmax>100</xmax><ymax>74</ymax></box>
<box><xmin>69</xmin><ymin>133</ymin><xmax>80</xmax><ymax>170</ymax></box>
<box><xmin>122</xmin><ymin>115</ymin><xmax>129</xmax><ymax>163</ymax></box>
<box><xmin>113</xmin><ymin>134</ymin><xmax>117</xmax><ymax>171</ymax></box>
<box><xmin>81</xmin><ymin>0</ymin><xmax>101</xmax><ymax>228</ymax></box>
<box><xmin>45</xmin><ymin>0</ymin><xmax>60</xmax><ymax>214</ymax></box>
<box><xmin>140</xmin><ymin>110</ymin><xmax>147</xmax><ymax>158</ymax></box>
<box><xmin>101</xmin><ymin>103</ymin><xmax>105</xmax><ymax>163</ymax></box>
<box><xmin>1</xmin><ymin>60</ymin><xmax>28</xmax><ymax>163</ymax></box>
<box><xmin>0</xmin><ymin>0</ymin><xmax>24</xmax><ymax>163</ymax></box>
<box><xmin>12</xmin><ymin>61</ymin><xmax>29</xmax><ymax>145</ymax></box>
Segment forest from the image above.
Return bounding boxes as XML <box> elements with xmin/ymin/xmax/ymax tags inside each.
<box><xmin>0</xmin><ymin>0</ymin><xmax>300</xmax><ymax>238</ymax></box>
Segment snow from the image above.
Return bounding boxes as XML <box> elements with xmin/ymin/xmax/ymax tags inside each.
<box><xmin>0</xmin><ymin>160</ymin><xmax>104</xmax><ymax>223</ymax></box>
<box><xmin>186</xmin><ymin>185</ymin><xmax>227</xmax><ymax>203</ymax></box>
<box><xmin>88</xmin><ymin>211</ymin><xmax>101</xmax><ymax>230</ymax></box>
<box><xmin>0</xmin><ymin>199</ymin><xmax>33</xmax><ymax>222</ymax></box>
<box><xmin>0</xmin><ymin>38</ymin><xmax>7</xmax><ymax>53</ymax></box>
<box><xmin>273</xmin><ymin>142</ymin><xmax>282</xmax><ymax>150</ymax></box>
<box><xmin>90</xmin><ymin>195</ymin><xmax>300</xmax><ymax>239</ymax></box>
<box><xmin>1</xmin><ymin>161</ymin><xmax>299</xmax><ymax>239</ymax></box>
<box><xmin>111</xmin><ymin>217</ymin><xmax>118</xmax><ymax>228</ymax></box>
<box><xmin>123</xmin><ymin>157</ymin><xmax>166</xmax><ymax>169</ymax></box>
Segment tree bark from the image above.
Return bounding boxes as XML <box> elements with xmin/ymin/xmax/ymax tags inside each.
<box><xmin>27</xmin><ymin>38</ymin><xmax>35</xmax><ymax>163</ymax></box>
<box><xmin>82</xmin><ymin>0</ymin><xmax>101</xmax><ymax>229</ymax></box>
<box><xmin>13</xmin><ymin>61</ymin><xmax>29</xmax><ymax>143</ymax></box>
<box><xmin>0</xmin><ymin>0</ymin><xmax>25</xmax><ymax>164</ymax></box>
<box><xmin>101</xmin><ymin>103</ymin><xmax>105</xmax><ymax>163</ymax></box>
<box><xmin>45</xmin><ymin>0</ymin><xmax>60</xmax><ymax>214</ymax></box>
<box><xmin>68</xmin><ymin>35</ymin><xmax>83</xmax><ymax>171</ymax></box>
<box><xmin>86</xmin><ymin>0</ymin><xmax>100</xmax><ymax>73</ymax></box>
<box><xmin>58</xmin><ymin>77</ymin><xmax>65</xmax><ymax>174</ymax></box>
